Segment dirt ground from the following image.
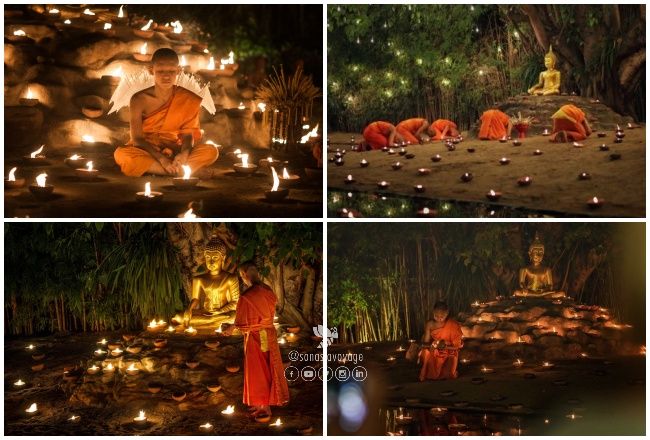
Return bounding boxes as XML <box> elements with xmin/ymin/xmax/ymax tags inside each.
<box><xmin>5</xmin><ymin>145</ymin><xmax>322</xmax><ymax>218</ymax></box>
<box><xmin>5</xmin><ymin>332</ymin><xmax>323</xmax><ymax>436</ymax></box>
<box><xmin>327</xmin><ymin>128</ymin><xmax>645</xmax><ymax>217</ymax></box>
<box><xmin>328</xmin><ymin>341</ymin><xmax>645</xmax><ymax>435</ymax></box>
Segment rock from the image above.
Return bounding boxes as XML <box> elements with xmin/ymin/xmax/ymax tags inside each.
<box><xmin>57</xmin><ymin>38</ymin><xmax>130</xmax><ymax>69</ymax></box>
<box><xmin>45</xmin><ymin>119</ymin><xmax>117</xmax><ymax>150</ymax></box>
<box><xmin>536</xmin><ymin>334</ymin><xmax>564</xmax><ymax>347</ymax></box>
<box><xmin>5</xmin><ymin>106</ymin><xmax>44</xmax><ymax>150</ymax></box>
<box><xmin>543</xmin><ymin>346</ymin><xmax>565</xmax><ymax>360</ymax></box>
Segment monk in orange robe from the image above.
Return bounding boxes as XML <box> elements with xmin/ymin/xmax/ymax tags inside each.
<box><xmin>418</xmin><ymin>301</ymin><xmax>463</xmax><ymax>381</ymax></box>
<box><xmin>114</xmin><ymin>48</ymin><xmax>218</xmax><ymax>178</ymax></box>
<box><xmin>428</xmin><ymin>119</ymin><xmax>460</xmax><ymax>140</ymax></box>
<box><xmin>478</xmin><ymin>109</ymin><xmax>513</xmax><ymax>140</ymax></box>
<box><xmin>550</xmin><ymin>104</ymin><xmax>592</xmax><ymax>142</ymax></box>
<box><xmin>361</xmin><ymin>121</ymin><xmax>404</xmax><ymax>150</ymax></box>
<box><xmin>396</xmin><ymin>118</ymin><xmax>429</xmax><ymax>144</ymax></box>
<box><xmin>224</xmin><ymin>261</ymin><xmax>289</xmax><ymax>419</ymax></box>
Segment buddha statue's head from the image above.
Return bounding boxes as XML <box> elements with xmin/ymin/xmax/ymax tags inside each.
<box><xmin>544</xmin><ymin>45</ymin><xmax>557</xmax><ymax>70</ymax></box>
<box><xmin>528</xmin><ymin>233</ymin><xmax>545</xmax><ymax>266</ymax></box>
<box><xmin>204</xmin><ymin>233</ymin><xmax>227</xmax><ymax>273</ymax></box>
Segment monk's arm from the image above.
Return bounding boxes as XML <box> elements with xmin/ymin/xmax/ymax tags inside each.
<box><xmin>387</xmin><ymin>126</ymin><xmax>397</xmax><ymax>146</ymax></box>
<box><xmin>129</xmin><ymin>96</ymin><xmax>165</xmax><ymax>161</ymax></box>
<box><xmin>415</xmin><ymin>121</ymin><xmax>429</xmax><ymax>138</ymax></box>
<box><xmin>582</xmin><ymin>119</ymin><xmax>592</xmax><ymax>136</ymax></box>
<box><xmin>421</xmin><ymin>320</ymin><xmax>433</xmax><ymax>344</ymax></box>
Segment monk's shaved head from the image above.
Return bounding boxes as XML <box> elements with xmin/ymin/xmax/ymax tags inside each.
<box><xmin>151</xmin><ymin>48</ymin><xmax>179</xmax><ymax>65</ymax></box>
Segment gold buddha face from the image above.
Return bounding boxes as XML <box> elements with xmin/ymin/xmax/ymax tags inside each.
<box><xmin>544</xmin><ymin>55</ymin><xmax>555</xmax><ymax>69</ymax></box>
<box><xmin>529</xmin><ymin>246</ymin><xmax>545</xmax><ymax>265</ymax></box>
<box><xmin>205</xmin><ymin>251</ymin><xmax>224</xmax><ymax>272</ymax></box>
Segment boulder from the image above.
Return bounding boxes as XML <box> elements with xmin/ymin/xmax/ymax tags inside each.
<box><xmin>57</xmin><ymin>38</ymin><xmax>129</xmax><ymax>69</ymax></box>
<box><xmin>45</xmin><ymin>118</ymin><xmax>118</xmax><ymax>150</ymax></box>
<box><xmin>5</xmin><ymin>106</ymin><xmax>44</xmax><ymax>149</ymax></box>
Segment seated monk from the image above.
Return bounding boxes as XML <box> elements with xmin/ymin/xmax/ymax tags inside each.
<box><xmin>114</xmin><ymin>48</ymin><xmax>218</xmax><ymax>178</ymax></box>
<box><xmin>418</xmin><ymin>301</ymin><xmax>463</xmax><ymax>381</ymax></box>
<box><xmin>478</xmin><ymin>109</ymin><xmax>512</xmax><ymax>140</ymax></box>
<box><xmin>361</xmin><ymin>121</ymin><xmax>404</xmax><ymax>150</ymax></box>
<box><xmin>428</xmin><ymin>119</ymin><xmax>460</xmax><ymax>141</ymax></box>
<box><xmin>396</xmin><ymin>118</ymin><xmax>429</xmax><ymax>144</ymax></box>
<box><xmin>550</xmin><ymin>104</ymin><xmax>592</xmax><ymax>143</ymax></box>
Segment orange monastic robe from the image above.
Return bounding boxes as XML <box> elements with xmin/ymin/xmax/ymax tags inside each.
<box><xmin>551</xmin><ymin>104</ymin><xmax>588</xmax><ymax>141</ymax></box>
<box><xmin>478</xmin><ymin>109</ymin><xmax>510</xmax><ymax>140</ymax></box>
<box><xmin>362</xmin><ymin>121</ymin><xmax>394</xmax><ymax>150</ymax></box>
<box><xmin>396</xmin><ymin>118</ymin><xmax>427</xmax><ymax>144</ymax></box>
<box><xmin>429</xmin><ymin>119</ymin><xmax>458</xmax><ymax>140</ymax></box>
<box><xmin>234</xmin><ymin>284</ymin><xmax>289</xmax><ymax>407</ymax></box>
<box><xmin>114</xmin><ymin>86</ymin><xmax>218</xmax><ymax>176</ymax></box>
<box><xmin>418</xmin><ymin>319</ymin><xmax>463</xmax><ymax>381</ymax></box>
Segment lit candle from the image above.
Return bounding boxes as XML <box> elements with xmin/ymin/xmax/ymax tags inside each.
<box><xmin>14</xmin><ymin>379</ymin><xmax>26</xmax><ymax>387</ymax></box>
<box><xmin>413</xmin><ymin>184</ymin><xmax>425</xmax><ymax>193</ymax></box>
<box><xmin>68</xmin><ymin>415</ymin><xmax>80</xmax><ymax>422</ymax></box>
<box><xmin>417</xmin><ymin>207</ymin><xmax>436</xmax><ymax>217</ymax></box>
<box><xmin>87</xmin><ymin>365</ymin><xmax>100</xmax><ymax>374</ymax></box>
<box><xmin>460</xmin><ymin>172</ymin><xmax>473</xmax><ymax>182</ymax></box>
<box><xmin>27</xmin><ymin>144</ymin><xmax>46</xmax><ymax>160</ymax></box>
<box><xmin>5</xmin><ymin>166</ymin><xmax>25</xmax><ymax>188</ymax></box>
<box><xmin>387</xmin><ymin>356</ymin><xmax>396</xmax><ymax>362</ymax></box>
<box><xmin>13</xmin><ymin>29</ymin><xmax>26</xmax><ymax>37</ymax></box>
<box><xmin>269</xmin><ymin>418</ymin><xmax>283</xmax><ymax>427</ymax></box>
<box><xmin>460</xmin><ymin>358</ymin><xmax>470</xmax><ymax>364</ymax></box>
<box><xmin>76</xmin><ymin>161</ymin><xmax>99</xmax><ymax>180</ymax></box>
<box><xmin>533</xmin><ymin>149</ymin><xmax>543</xmax><ymax>156</ymax></box>
<box><xmin>542</xmin><ymin>361</ymin><xmax>554</xmax><ymax>369</ymax></box>
<box><xmin>98</xmin><ymin>338</ymin><xmax>107</xmax><ymax>345</ymax></box>
<box><xmin>486</xmin><ymin>190</ymin><xmax>501</xmax><ymax>201</ymax></box>
<box><xmin>264</xmin><ymin>167</ymin><xmax>288</xmax><ymax>201</ymax></box>
<box><xmin>136</xmin><ymin>182</ymin><xmax>163</xmax><ymax>201</ymax></box>
<box><xmin>133</xmin><ymin>410</ymin><xmax>147</xmax><ymax>424</ymax></box>
<box><xmin>417</xmin><ymin>168</ymin><xmax>431</xmax><ymax>176</ymax></box>
<box><xmin>94</xmin><ymin>349</ymin><xmax>106</xmax><ymax>356</ymax></box>
<box><xmin>517</xmin><ymin>176</ymin><xmax>532</xmax><ymax>186</ymax></box>
<box><xmin>111</xmin><ymin>347</ymin><xmax>123</xmax><ymax>356</ymax></box>
<box><xmin>185</xmin><ymin>326</ymin><xmax>197</xmax><ymax>335</ymax></box>
<box><xmin>513</xmin><ymin>359</ymin><xmax>523</xmax><ymax>368</ymax></box>
<box><xmin>118</xmin><ymin>5</ymin><xmax>125</xmax><ymax>18</ymax></box>
<box><xmin>431</xmin><ymin>154</ymin><xmax>442</xmax><ymax>162</ymax></box>
<box><xmin>29</xmin><ymin>173</ymin><xmax>54</xmax><ymax>198</ymax></box>
<box><xmin>25</xmin><ymin>403</ymin><xmax>38</xmax><ymax>414</ymax></box>
<box><xmin>83</xmin><ymin>8</ymin><xmax>95</xmax><ymax>16</ymax></box>
<box><xmin>499</xmin><ymin>157</ymin><xmax>510</xmax><ymax>165</ymax></box>
<box><xmin>199</xmin><ymin>422</ymin><xmax>213</xmax><ymax>431</ymax></box>
<box><xmin>587</xmin><ymin>197</ymin><xmax>604</xmax><ymax>208</ymax></box>
<box><xmin>238</xmin><ymin>102</ymin><xmax>246</xmax><ymax>110</ymax></box>
<box><xmin>64</xmin><ymin>19</ymin><xmax>71</xmax><ymax>24</ymax></box>
<box><xmin>565</xmin><ymin>413</ymin><xmax>582</xmax><ymax>420</ymax></box>
<box><xmin>20</xmin><ymin>87</ymin><xmax>39</xmax><ymax>106</ymax></box>
<box><xmin>359</xmin><ymin>158</ymin><xmax>369</xmax><ymax>168</ymax></box>
<box><xmin>103</xmin><ymin>23</ymin><xmax>112</xmax><ymax>30</ymax></box>
<box><xmin>377</xmin><ymin>180</ymin><xmax>390</xmax><ymax>189</ymax></box>
<box><xmin>49</xmin><ymin>8</ymin><xmax>60</xmax><ymax>14</ymax></box>
<box><xmin>345</xmin><ymin>174</ymin><xmax>355</xmax><ymax>184</ymax></box>
<box><xmin>126</xmin><ymin>363</ymin><xmax>139</xmax><ymax>374</ymax></box>
<box><xmin>542</xmin><ymin>128</ymin><xmax>550</xmax><ymax>136</ymax></box>
<box><xmin>221</xmin><ymin>405</ymin><xmax>235</xmax><ymax>415</ymax></box>
<box><xmin>480</xmin><ymin>365</ymin><xmax>494</xmax><ymax>373</ymax></box>
<box><xmin>207</xmin><ymin>56</ymin><xmax>216</xmax><ymax>70</ymax></box>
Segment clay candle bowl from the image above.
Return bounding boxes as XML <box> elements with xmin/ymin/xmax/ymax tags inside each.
<box><xmin>614</xmin><ymin>137</ymin><xmax>623</xmax><ymax>144</ymax></box>
<box><xmin>587</xmin><ymin>197</ymin><xmax>604</xmax><ymax>209</ymax></box>
<box><xmin>82</xmin><ymin>105</ymin><xmax>103</xmax><ymax>119</ymax></box>
<box><xmin>133</xmin><ymin>410</ymin><xmax>148</xmax><ymax>427</ymax></box>
<box><xmin>20</xmin><ymin>88</ymin><xmax>39</xmax><ymax>107</ymax></box>
<box><xmin>597</xmin><ymin>132</ymin><xmax>606</xmax><ymax>138</ymax></box>
<box><xmin>126</xmin><ymin>345</ymin><xmax>142</xmax><ymax>354</ymax></box>
<box><xmin>417</xmin><ymin>207</ymin><xmax>436</xmax><ymax>218</ymax></box>
<box><xmin>31</xmin><ymin>353</ymin><xmax>45</xmax><ymax>361</ymax></box>
<box><xmin>153</xmin><ymin>338</ymin><xmax>167</xmax><ymax>348</ymax></box>
<box><xmin>609</xmin><ymin>153</ymin><xmax>622</xmax><ymax>161</ymax></box>
<box><xmin>615</xmin><ymin>130</ymin><xmax>625</xmax><ymax>139</ymax></box>
<box><xmin>64</xmin><ymin>154</ymin><xmax>86</xmax><ymax>169</ymax></box>
<box><xmin>512</xmin><ymin>139</ymin><xmax>522</xmax><ymax>146</ymax></box>
<box><xmin>517</xmin><ymin>176</ymin><xmax>532</xmax><ymax>187</ymax></box>
<box><xmin>75</xmin><ymin>161</ymin><xmax>99</xmax><ymax>180</ymax></box>
<box><xmin>578</xmin><ymin>172</ymin><xmax>591</xmax><ymax>180</ymax></box>
<box><xmin>533</xmin><ymin>149</ymin><xmax>543</xmax><ymax>156</ymax></box>
<box><xmin>265</xmin><ymin>187</ymin><xmax>289</xmax><ymax>202</ymax></box>
<box><xmin>226</xmin><ymin>364</ymin><xmax>240</xmax><ymax>373</ymax></box>
<box><xmin>431</xmin><ymin>154</ymin><xmax>442</xmax><ymax>162</ymax></box>
<box><xmin>186</xmin><ymin>360</ymin><xmax>199</xmax><ymax>369</ymax></box>
<box><xmin>233</xmin><ymin>154</ymin><xmax>258</xmax><ymax>175</ymax></box>
<box><xmin>486</xmin><ymin>190</ymin><xmax>502</xmax><ymax>201</ymax></box>
<box><xmin>207</xmin><ymin>384</ymin><xmax>222</xmax><ymax>393</ymax></box>
<box><xmin>29</xmin><ymin>173</ymin><xmax>54</xmax><ymax>199</ymax></box>
<box><xmin>413</xmin><ymin>184</ymin><xmax>426</xmax><ymax>193</ymax></box>
<box><xmin>387</xmin><ymin>148</ymin><xmax>396</xmax><ymax>155</ymax></box>
<box><xmin>398</xmin><ymin>148</ymin><xmax>407</xmax><ymax>156</ymax></box>
<box><xmin>148</xmin><ymin>382</ymin><xmax>163</xmax><ymax>394</ymax></box>
<box><xmin>278</xmin><ymin>168</ymin><xmax>300</xmax><ymax>187</ymax></box>
<box><xmin>417</xmin><ymin>168</ymin><xmax>431</xmax><ymax>176</ymax></box>
<box><xmin>24</xmin><ymin>145</ymin><xmax>47</xmax><ymax>165</ymax></box>
<box><xmin>499</xmin><ymin>137</ymin><xmax>508</xmax><ymax>143</ymax></box>
<box><xmin>542</xmin><ymin>129</ymin><xmax>550</xmax><ymax>136</ymax></box>
<box><xmin>467</xmin><ymin>147</ymin><xmax>476</xmax><ymax>153</ymax></box>
<box><xmin>133</xmin><ymin>43</ymin><xmax>152</xmax><ymax>62</ymax></box>
<box><xmin>136</xmin><ymin>182</ymin><xmax>163</xmax><ymax>202</ymax></box>
<box><xmin>460</xmin><ymin>172</ymin><xmax>473</xmax><ymax>183</ymax></box>
<box><xmin>87</xmin><ymin>365</ymin><xmax>100</xmax><ymax>375</ymax></box>
<box><xmin>359</xmin><ymin>159</ymin><xmax>369</xmax><ymax>168</ymax></box>
<box><xmin>499</xmin><ymin>157</ymin><xmax>510</xmax><ymax>165</ymax></box>
<box><xmin>334</xmin><ymin>157</ymin><xmax>344</xmax><ymax>166</ymax></box>
<box><xmin>599</xmin><ymin>144</ymin><xmax>610</xmax><ymax>151</ymax></box>
<box><xmin>391</xmin><ymin>162</ymin><xmax>403</xmax><ymax>171</ymax></box>
<box><xmin>377</xmin><ymin>181</ymin><xmax>390</xmax><ymax>190</ymax></box>
<box><xmin>446</xmin><ymin>143</ymin><xmax>456</xmax><ymax>151</ymax></box>
<box><xmin>5</xmin><ymin>167</ymin><xmax>25</xmax><ymax>189</ymax></box>
<box><xmin>344</xmin><ymin>174</ymin><xmax>355</xmax><ymax>184</ymax></box>
<box><xmin>31</xmin><ymin>363</ymin><xmax>45</xmax><ymax>372</ymax></box>
<box><xmin>172</xmin><ymin>391</ymin><xmax>187</xmax><ymax>402</ymax></box>
<box><xmin>405</xmin><ymin>153</ymin><xmax>415</xmax><ymax>159</ymax></box>
<box><xmin>173</xmin><ymin>165</ymin><xmax>199</xmax><ymax>189</ymax></box>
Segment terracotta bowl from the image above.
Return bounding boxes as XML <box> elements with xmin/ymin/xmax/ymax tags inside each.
<box><xmin>204</xmin><ymin>340</ymin><xmax>220</xmax><ymax>349</ymax></box>
<box><xmin>172</xmin><ymin>391</ymin><xmax>187</xmax><ymax>402</ymax></box>
<box><xmin>255</xmin><ymin>413</ymin><xmax>271</xmax><ymax>423</ymax></box>
<box><xmin>122</xmin><ymin>334</ymin><xmax>135</xmax><ymax>342</ymax></box>
<box><xmin>82</xmin><ymin>106</ymin><xmax>104</xmax><ymax>119</ymax></box>
<box><xmin>107</xmin><ymin>342</ymin><xmax>122</xmax><ymax>350</ymax></box>
<box><xmin>31</xmin><ymin>363</ymin><xmax>45</xmax><ymax>371</ymax></box>
<box><xmin>207</xmin><ymin>384</ymin><xmax>222</xmax><ymax>393</ymax></box>
<box><xmin>287</xmin><ymin>326</ymin><xmax>301</xmax><ymax>333</ymax></box>
<box><xmin>133</xmin><ymin>53</ymin><xmax>152</xmax><ymax>63</ymax></box>
<box><xmin>226</xmin><ymin>364</ymin><xmax>240</xmax><ymax>373</ymax></box>
<box><xmin>133</xmin><ymin>29</ymin><xmax>154</xmax><ymax>39</ymax></box>
<box><xmin>264</xmin><ymin>188</ymin><xmax>289</xmax><ymax>202</ymax></box>
<box><xmin>153</xmin><ymin>339</ymin><xmax>167</xmax><ymax>348</ymax></box>
<box><xmin>31</xmin><ymin>353</ymin><xmax>45</xmax><ymax>361</ymax></box>
<box><xmin>126</xmin><ymin>345</ymin><xmax>142</xmax><ymax>354</ymax></box>
<box><xmin>148</xmin><ymin>382</ymin><xmax>163</xmax><ymax>394</ymax></box>
<box><xmin>186</xmin><ymin>360</ymin><xmax>199</xmax><ymax>369</ymax></box>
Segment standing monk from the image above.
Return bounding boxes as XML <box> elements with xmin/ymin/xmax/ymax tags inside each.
<box><xmin>396</xmin><ymin>118</ymin><xmax>429</xmax><ymax>144</ymax></box>
<box><xmin>550</xmin><ymin>104</ymin><xmax>592</xmax><ymax>142</ymax></box>
<box><xmin>224</xmin><ymin>261</ymin><xmax>289</xmax><ymax>419</ymax></box>
<box><xmin>428</xmin><ymin>118</ymin><xmax>460</xmax><ymax>141</ymax></box>
<box><xmin>113</xmin><ymin>48</ymin><xmax>218</xmax><ymax>178</ymax></box>
<box><xmin>478</xmin><ymin>109</ymin><xmax>512</xmax><ymax>140</ymax></box>
<box><xmin>418</xmin><ymin>301</ymin><xmax>463</xmax><ymax>381</ymax></box>
<box><xmin>361</xmin><ymin>121</ymin><xmax>404</xmax><ymax>150</ymax></box>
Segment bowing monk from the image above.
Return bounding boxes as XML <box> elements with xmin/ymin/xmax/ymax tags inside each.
<box><xmin>550</xmin><ymin>104</ymin><xmax>592</xmax><ymax>142</ymax></box>
<box><xmin>361</xmin><ymin>121</ymin><xmax>404</xmax><ymax>150</ymax></box>
<box><xmin>114</xmin><ymin>48</ymin><xmax>218</xmax><ymax>178</ymax></box>
<box><xmin>223</xmin><ymin>261</ymin><xmax>289</xmax><ymax>419</ymax></box>
<box><xmin>418</xmin><ymin>301</ymin><xmax>463</xmax><ymax>381</ymax></box>
<box><xmin>478</xmin><ymin>109</ymin><xmax>513</xmax><ymax>140</ymax></box>
<box><xmin>428</xmin><ymin>118</ymin><xmax>460</xmax><ymax>141</ymax></box>
<box><xmin>396</xmin><ymin>118</ymin><xmax>429</xmax><ymax>144</ymax></box>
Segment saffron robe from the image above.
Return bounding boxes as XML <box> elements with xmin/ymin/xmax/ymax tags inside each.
<box><xmin>234</xmin><ymin>284</ymin><xmax>289</xmax><ymax>407</ymax></box>
<box><xmin>114</xmin><ymin>86</ymin><xmax>218</xmax><ymax>176</ymax></box>
<box><xmin>478</xmin><ymin>109</ymin><xmax>510</xmax><ymax>140</ymax></box>
<box><xmin>396</xmin><ymin>118</ymin><xmax>427</xmax><ymax>144</ymax></box>
<box><xmin>551</xmin><ymin>104</ymin><xmax>588</xmax><ymax>141</ymax></box>
<box><xmin>418</xmin><ymin>318</ymin><xmax>463</xmax><ymax>381</ymax></box>
<box><xmin>428</xmin><ymin>119</ymin><xmax>458</xmax><ymax>140</ymax></box>
<box><xmin>362</xmin><ymin>121</ymin><xmax>394</xmax><ymax>150</ymax></box>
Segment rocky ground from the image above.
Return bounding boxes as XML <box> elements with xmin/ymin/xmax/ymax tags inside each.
<box><xmin>5</xmin><ymin>329</ymin><xmax>323</xmax><ymax>435</ymax></box>
<box><xmin>328</xmin><ymin>96</ymin><xmax>644</xmax><ymax>218</ymax></box>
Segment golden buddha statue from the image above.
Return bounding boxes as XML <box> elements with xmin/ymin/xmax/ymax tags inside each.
<box><xmin>527</xmin><ymin>46</ymin><xmax>561</xmax><ymax>96</ymax></box>
<box><xmin>174</xmin><ymin>233</ymin><xmax>240</xmax><ymax>329</ymax></box>
<box><xmin>513</xmin><ymin>233</ymin><xmax>566</xmax><ymax>298</ymax></box>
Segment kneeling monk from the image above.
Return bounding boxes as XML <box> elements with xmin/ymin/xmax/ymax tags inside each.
<box><xmin>478</xmin><ymin>109</ymin><xmax>512</xmax><ymax>140</ymax></box>
<box><xmin>550</xmin><ymin>104</ymin><xmax>592</xmax><ymax>142</ymax></box>
<box><xmin>418</xmin><ymin>301</ymin><xmax>463</xmax><ymax>381</ymax></box>
<box><xmin>114</xmin><ymin>48</ymin><xmax>218</xmax><ymax>177</ymax></box>
<box><xmin>428</xmin><ymin>118</ymin><xmax>460</xmax><ymax>140</ymax></box>
<box><xmin>361</xmin><ymin>121</ymin><xmax>404</xmax><ymax>150</ymax></box>
<box><xmin>396</xmin><ymin>118</ymin><xmax>429</xmax><ymax>144</ymax></box>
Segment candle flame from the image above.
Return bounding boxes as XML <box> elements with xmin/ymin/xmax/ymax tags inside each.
<box><xmin>14</xmin><ymin>379</ymin><xmax>25</xmax><ymax>386</ymax></box>
<box><xmin>144</xmin><ymin>182</ymin><xmax>152</xmax><ymax>197</ymax></box>
<box><xmin>221</xmin><ymin>405</ymin><xmax>235</xmax><ymax>415</ymax></box>
<box><xmin>489</xmin><ymin>190</ymin><xmax>496</xmax><ymax>196</ymax></box>
<box><xmin>26</xmin><ymin>403</ymin><xmax>38</xmax><ymax>413</ymax></box>
<box><xmin>94</xmin><ymin>349</ymin><xmax>105</xmax><ymax>355</ymax></box>
<box><xmin>185</xmin><ymin>326</ymin><xmax>196</xmax><ymax>334</ymax></box>
<box><xmin>183</xmin><ymin>208</ymin><xmax>196</xmax><ymax>218</ymax></box>
<box><xmin>118</xmin><ymin>5</ymin><xmax>124</xmax><ymax>18</ymax></box>
<box><xmin>13</xmin><ymin>29</ymin><xmax>26</xmax><ymax>36</ymax></box>
<box><xmin>140</xmin><ymin>42</ymin><xmax>148</xmax><ymax>55</ymax></box>
<box><xmin>25</xmin><ymin>87</ymin><xmax>34</xmax><ymax>99</ymax></box>
<box><xmin>64</xmin><ymin>19</ymin><xmax>71</xmax><ymax>24</ymax></box>
<box><xmin>8</xmin><ymin>167</ymin><xmax>17</xmax><ymax>181</ymax></box>
<box><xmin>104</xmin><ymin>23</ymin><xmax>112</xmax><ymax>30</ymax></box>
<box><xmin>270</xmin><ymin>418</ymin><xmax>282</xmax><ymax>426</ymax></box>
<box><xmin>300</xmin><ymin>124</ymin><xmax>320</xmax><ymax>143</ymax></box>
<box><xmin>105</xmin><ymin>363</ymin><xmax>114</xmax><ymax>371</ymax></box>
<box><xmin>238</xmin><ymin>102</ymin><xmax>246</xmax><ymax>110</ymax></box>
<box><xmin>180</xmin><ymin>55</ymin><xmax>187</xmax><ymax>66</ymax></box>
<box><xmin>241</xmin><ymin>154</ymin><xmax>249</xmax><ymax>168</ymax></box>
<box><xmin>592</xmin><ymin>197</ymin><xmax>599</xmax><ymax>203</ymax></box>
<box><xmin>347</xmin><ymin>174</ymin><xmax>353</xmax><ymax>180</ymax></box>
<box><xmin>27</xmin><ymin>344</ymin><xmax>34</xmax><ymax>350</ymax></box>
<box><xmin>134</xmin><ymin>410</ymin><xmax>146</xmax><ymax>421</ymax></box>
<box><xmin>86</xmin><ymin>161</ymin><xmax>94</xmax><ymax>171</ymax></box>
<box><xmin>49</xmin><ymin>8</ymin><xmax>60</xmax><ymax>14</ymax></box>
<box><xmin>219</xmin><ymin>64</ymin><xmax>225</xmax><ymax>70</ymax></box>
<box><xmin>166</xmin><ymin>325</ymin><xmax>175</xmax><ymax>332</ymax></box>
<box><xmin>127</xmin><ymin>363</ymin><xmax>137</xmax><ymax>371</ymax></box>
<box><xmin>270</xmin><ymin>167</ymin><xmax>280</xmax><ymax>192</ymax></box>
<box><xmin>207</xmin><ymin>56</ymin><xmax>215</xmax><ymax>70</ymax></box>
<box><xmin>30</xmin><ymin>145</ymin><xmax>44</xmax><ymax>158</ymax></box>
<box><xmin>69</xmin><ymin>415</ymin><xmax>79</xmax><ymax>421</ymax></box>
<box><xmin>140</xmin><ymin>19</ymin><xmax>153</xmax><ymax>31</ymax></box>
<box><xmin>171</xmin><ymin>20</ymin><xmax>183</xmax><ymax>34</ymax></box>
<box><xmin>282</xmin><ymin>168</ymin><xmax>290</xmax><ymax>179</ymax></box>
<box><xmin>182</xmin><ymin>165</ymin><xmax>192</xmax><ymax>180</ymax></box>
<box><xmin>200</xmin><ymin>422</ymin><xmax>213</xmax><ymax>429</ymax></box>
<box><xmin>149</xmin><ymin>319</ymin><xmax>157</xmax><ymax>328</ymax></box>
<box><xmin>83</xmin><ymin>8</ymin><xmax>95</xmax><ymax>16</ymax></box>
<box><xmin>257</xmin><ymin>102</ymin><xmax>266</xmax><ymax>112</ymax></box>
<box><xmin>423</xmin><ymin>207</ymin><xmax>430</xmax><ymax>214</ymax></box>
<box><xmin>157</xmin><ymin>319</ymin><xmax>165</xmax><ymax>326</ymax></box>
<box><xmin>82</xmin><ymin>134</ymin><xmax>95</xmax><ymax>143</ymax></box>
<box><xmin>35</xmin><ymin>173</ymin><xmax>47</xmax><ymax>187</ymax></box>
<box><xmin>99</xmin><ymin>338</ymin><xmax>107</xmax><ymax>344</ymax></box>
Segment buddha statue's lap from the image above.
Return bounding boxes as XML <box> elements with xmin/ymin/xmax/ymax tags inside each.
<box><xmin>172</xmin><ymin>233</ymin><xmax>240</xmax><ymax>330</ymax></box>
<box><xmin>527</xmin><ymin>46</ymin><xmax>561</xmax><ymax>96</ymax></box>
<box><xmin>513</xmin><ymin>233</ymin><xmax>566</xmax><ymax>299</ymax></box>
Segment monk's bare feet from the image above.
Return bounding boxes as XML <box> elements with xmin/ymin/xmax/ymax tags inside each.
<box><xmin>194</xmin><ymin>168</ymin><xmax>215</xmax><ymax>180</ymax></box>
